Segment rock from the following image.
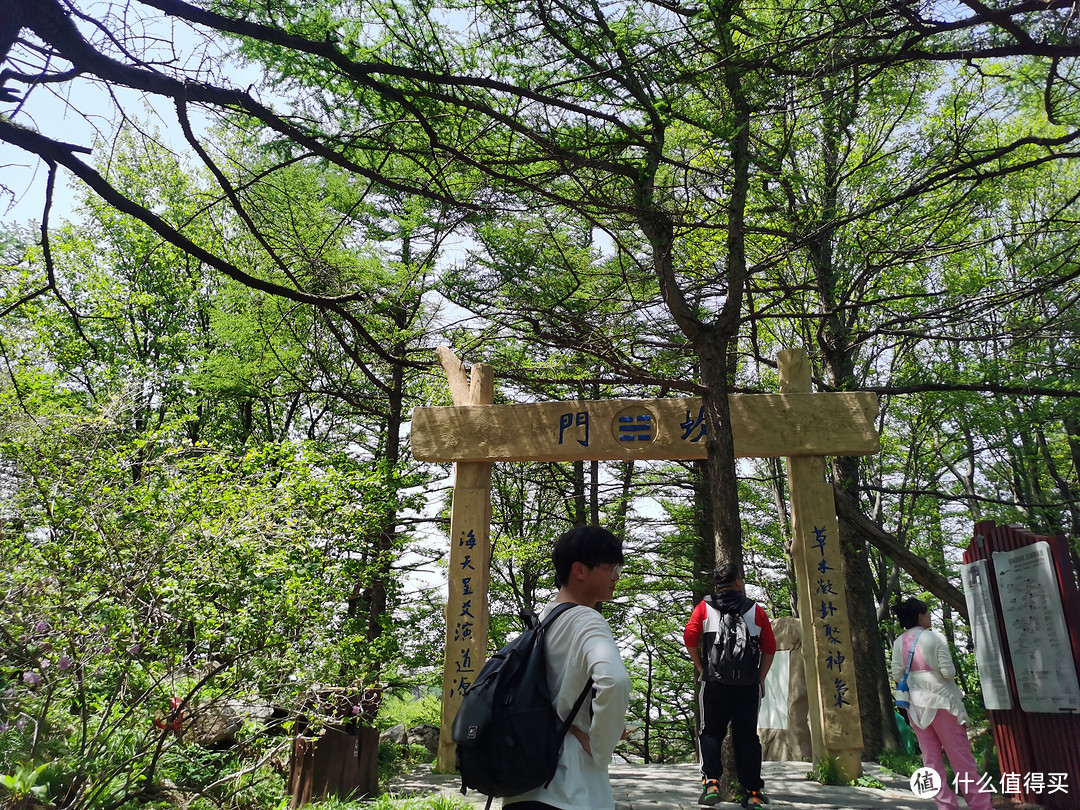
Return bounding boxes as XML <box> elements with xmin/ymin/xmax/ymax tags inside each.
<box><xmin>407</xmin><ymin>723</ymin><xmax>440</xmax><ymax>754</ymax></box>
<box><xmin>189</xmin><ymin>699</ymin><xmax>276</xmax><ymax>747</ymax></box>
<box><xmin>759</xmin><ymin>616</ymin><xmax>812</xmax><ymax>762</ymax></box>
<box><xmin>381</xmin><ymin>723</ymin><xmax>407</xmax><ymax>746</ymax></box>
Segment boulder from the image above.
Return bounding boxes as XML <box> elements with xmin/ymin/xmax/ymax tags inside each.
<box><xmin>380</xmin><ymin>723</ymin><xmax>407</xmax><ymax>747</ymax></box>
<box><xmin>407</xmin><ymin>723</ymin><xmax>440</xmax><ymax>755</ymax></box>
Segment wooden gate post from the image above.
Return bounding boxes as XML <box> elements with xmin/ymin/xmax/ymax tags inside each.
<box><xmin>435</xmin><ymin>347</ymin><xmax>494</xmax><ymax>773</ymax></box>
<box><xmin>779</xmin><ymin>348</ymin><xmax>863</xmax><ymax>779</ymax></box>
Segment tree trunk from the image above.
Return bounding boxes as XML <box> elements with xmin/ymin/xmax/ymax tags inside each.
<box><xmin>832</xmin><ymin>456</ymin><xmax>899</xmax><ymax>758</ymax></box>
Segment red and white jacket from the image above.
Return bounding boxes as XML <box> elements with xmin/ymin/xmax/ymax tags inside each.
<box><xmin>684</xmin><ymin>590</ymin><xmax>777</xmax><ymax>662</ymax></box>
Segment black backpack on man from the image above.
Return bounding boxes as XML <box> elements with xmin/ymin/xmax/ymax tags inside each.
<box><xmin>704</xmin><ymin>591</ymin><xmax>762</xmax><ymax>686</ymax></box>
<box><xmin>451</xmin><ymin>602</ymin><xmax>593</xmax><ymax>808</ymax></box>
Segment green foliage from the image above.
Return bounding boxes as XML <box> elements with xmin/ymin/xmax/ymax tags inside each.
<box><xmin>0</xmin><ymin>762</ymin><xmax>50</xmax><ymax>806</ymax></box>
<box><xmin>970</xmin><ymin>725</ymin><xmax>1000</xmax><ymax>782</ymax></box>
<box><xmin>806</xmin><ymin>756</ymin><xmax>847</xmax><ymax>786</ymax></box>
<box><xmin>5</xmin><ymin>0</ymin><xmax>1080</xmax><ymax>798</ymax></box>
<box><xmin>373</xmin><ymin>691</ymin><xmax>441</xmax><ymax>783</ymax></box>
<box><xmin>849</xmin><ymin>774</ymin><xmax>886</xmax><ymax>789</ymax></box>
<box><xmin>876</xmin><ymin>748</ymin><xmax>924</xmax><ymax>778</ymax></box>
<box><xmin>377</xmin><ymin>692</ymin><xmax>442</xmax><ymax>732</ymax></box>
<box><xmin>309</xmin><ymin>793</ymin><xmax>474</xmax><ymax>809</ymax></box>
<box><xmin>0</xmin><ymin>387</ymin><xmax>405</xmax><ymax>805</ymax></box>
<box><xmin>0</xmin><ymin>141</ymin><xmax>440</xmax><ymax>810</ymax></box>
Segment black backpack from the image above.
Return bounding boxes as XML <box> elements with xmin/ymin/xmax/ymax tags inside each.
<box><xmin>705</xmin><ymin>595</ymin><xmax>761</xmax><ymax>686</ymax></box>
<box><xmin>451</xmin><ymin>602</ymin><xmax>593</xmax><ymax>807</ymax></box>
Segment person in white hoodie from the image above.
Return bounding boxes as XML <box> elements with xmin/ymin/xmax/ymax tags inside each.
<box><xmin>890</xmin><ymin>597</ymin><xmax>991</xmax><ymax>810</ymax></box>
<box><xmin>503</xmin><ymin>525</ymin><xmax>632</xmax><ymax>810</ymax></box>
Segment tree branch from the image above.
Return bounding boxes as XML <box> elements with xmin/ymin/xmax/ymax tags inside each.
<box><xmin>833</xmin><ymin>485</ymin><xmax>968</xmax><ymax>620</ymax></box>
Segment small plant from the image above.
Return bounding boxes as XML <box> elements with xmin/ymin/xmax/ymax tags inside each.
<box><xmin>849</xmin><ymin>774</ymin><xmax>886</xmax><ymax>789</ymax></box>
<box><xmin>970</xmin><ymin>725</ymin><xmax>999</xmax><ymax>782</ymax></box>
<box><xmin>0</xmin><ymin>762</ymin><xmax>49</xmax><ymax>808</ymax></box>
<box><xmin>377</xmin><ymin>691</ymin><xmax>441</xmax><ymax>732</ymax></box>
<box><xmin>378</xmin><ymin>739</ymin><xmax>435</xmax><ymax>785</ymax></box>
<box><xmin>311</xmin><ymin>793</ymin><xmax>475</xmax><ymax>809</ymax></box>
<box><xmin>806</xmin><ymin>755</ymin><xmax>846</xmax><ymax>786</ymax></box>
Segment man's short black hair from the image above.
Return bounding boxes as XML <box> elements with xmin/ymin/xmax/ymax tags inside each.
<box><xmin>714</xmin><ymin>562</ymin><xmax>742</xmax><ymax>588</ymax></box>
<box><xmin>552</xmin><ymin>525</ymin><xmax>624</xmax><ymax>588</ymax></box>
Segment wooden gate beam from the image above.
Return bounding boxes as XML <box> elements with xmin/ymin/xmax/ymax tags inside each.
<box><xmin>412</xmin><ymin>393</ymin><xmax>878</xmax><ymax>463</ymax></box>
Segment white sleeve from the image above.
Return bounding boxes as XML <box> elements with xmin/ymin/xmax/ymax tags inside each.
<box><xmin>890</xmin><ymin>636</ymin><xmax>904</xmax><ymax>682</ymax></box>
<box><xmin>581</xmin><ymin>616</ymin><xmax>631</xmax><ymax>765</ymax></box>
<box><xmin>552</xmin><ymin>609</ymin><xmax>630</xmax><ymax>766</ymax></box>
<box><xmin>929</xmin><ymin>631</ymin><xmax>956</xmax><ymax>679</ymax></box>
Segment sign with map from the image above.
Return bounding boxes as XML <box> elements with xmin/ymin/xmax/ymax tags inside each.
<box><xmin>993</xmin><ymin>542</ymin><xmax>1080</xmax><ymax>713</ymax></box>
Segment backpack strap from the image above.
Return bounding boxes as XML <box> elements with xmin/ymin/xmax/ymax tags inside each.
<box><xmin>545</xmin><ymin>678</ymin><xmax>594</xmax><ymax>787</ymax></box>
<box><xmin>537</xmin><ymin>600</ymin><xmax>579</xmax><ymax>629</ymax></box>
<box><xmin>903</xmin><ymin>629</ymin><xmax>923</xmax><ymax>678</ymax></box>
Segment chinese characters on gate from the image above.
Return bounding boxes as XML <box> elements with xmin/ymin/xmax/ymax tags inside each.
<box><xmin>557</xmin><ymin>405</ymin><xmax>709</xmax><ymax>447</ymax></box>
<box><xmin>812</xmin><ymin>524</ymin><xmax>850</xmax><ymax>710</ymax></box>
<box><xmin>451</xmin><ymin>528</ymin><xmax>479</xmax><ymax>698</ymax></box>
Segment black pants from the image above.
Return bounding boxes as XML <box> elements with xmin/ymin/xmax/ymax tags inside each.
<box><xmin>503</xmin><ymin>803</ymin><xmax>558</xmax><ymax>809</ymax></box>
<box><xmin>697</xmin><ymin>680</ymin><xmax>764</xmax><ymax>791</ymax></box>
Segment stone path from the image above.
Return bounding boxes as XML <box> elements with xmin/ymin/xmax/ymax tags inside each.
<box><xmin>388</xmin><ymin>759</ymin><xmax>942</xmax><ymax>809</ymax></box>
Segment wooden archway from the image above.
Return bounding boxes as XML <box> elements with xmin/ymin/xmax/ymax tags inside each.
<box><xmin>410</xmin><ymin>347</ymin><xmax>879</xmax><ymax>778</ymax></box>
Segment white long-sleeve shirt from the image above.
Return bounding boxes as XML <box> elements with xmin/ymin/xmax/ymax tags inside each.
<box><xmin>503</xmin><ymin>602</ymin><xmax>631</xmax><ymax>810</ymax></box>
<box><xmin>890</xmin><ymin>627</ymin><xmax>969</xmax><ymax>729</ymax></box>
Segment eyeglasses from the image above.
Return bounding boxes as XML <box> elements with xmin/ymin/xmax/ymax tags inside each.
<box><xmin>593</xmin><ymin>562</ymin><xmax>623</xmax><ymax>579</ymax></box>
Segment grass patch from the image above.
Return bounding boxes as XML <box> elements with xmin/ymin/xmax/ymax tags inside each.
<box><xmin>877</xmin><ymin>747</ymin><xmax>923</xmax><ymax>778</ymax></box>
<box><xmin>807</xmin><ymin>756</ymin><xmax>887</xmax><ymax>789</ymax></box>
<box><xmin>806</xmin><ymin>756</ymin><xmax>847</xmax><ymax>786</ymax></box>
<box><xmin>307</xmin><ymin>794</ymin><xmax>475</xmax><ymax>809</ymax></box>
<box><xmin>849</xmin><ymin>775</ymin><xmax>886</xmax><ymax>789</ymax></box>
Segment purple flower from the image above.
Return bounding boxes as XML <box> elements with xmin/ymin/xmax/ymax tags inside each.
<box><xmin>127</xmin><ymin>644</ymin><xmax>141</xmax><ymax>656</ymax></box>
<box><xmin>15</xmin><ymin>718</ymin><xmax>27</xmax><ymax>731</ymax></box>
<box><xmin>58</xmin><ymin>655</ymin><xmax>73</xmax><ymax>671</ymax></box>
<box><xmin>0</xmin><ymin>722</ymin><xmax>9</xmax><ymax>733</ymax></box>
<box><xmin>22</xmin><ymin>671</ymin><xmax>42</xmax><ymax>686</ymax></box>
<box><xmin>34</xmin><ymin>620</ymin><xmax>50</xmax><ymax>634</ymax></box>
<box><xmin>352</xmin><ymin>705</ymin><xmax>361</xmax><ymax>715</ymax></box>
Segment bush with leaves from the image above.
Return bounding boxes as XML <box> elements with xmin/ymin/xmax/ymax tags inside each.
<box><xmin>0</xmin><ymin>392</ymin><xmax>399</xmax><ymax>809</ymax></box>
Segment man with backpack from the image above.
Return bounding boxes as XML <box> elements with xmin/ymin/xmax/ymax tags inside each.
<box><xmin>501</xmin><ymin>524</ymin><xmax>632</xmax><ymax>810</ymax></box>
<box><xmin>683</xmin><ymin>562</ymin><xmax>776</xmax><ymax>808</ymax></box>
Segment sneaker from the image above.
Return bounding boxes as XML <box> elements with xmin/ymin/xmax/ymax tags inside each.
<box><xmin>742</xmin><ymin>788</ymin><xmax>768</xmax><ymax>807</ymax></box>
<box><xmin>698</xmin><ymin>779</ymin><xmax>721</xmax><ymax>806</ymax></box>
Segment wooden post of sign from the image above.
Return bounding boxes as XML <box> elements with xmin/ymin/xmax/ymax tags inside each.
<box><xmin>778</xmin><ymin>348</ymin><xmax>863</xmax><ymax>779</ymax></box>
<box><xmin>435</xmin><ymin>347</ymin><xmax>494</xmax><ymax>773</ymax></box>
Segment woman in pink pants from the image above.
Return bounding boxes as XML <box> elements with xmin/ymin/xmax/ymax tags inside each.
<box><xmin>891</xmin><ymin>598</ymin><xmax>992</xmax><ymax>810</ymax></box>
